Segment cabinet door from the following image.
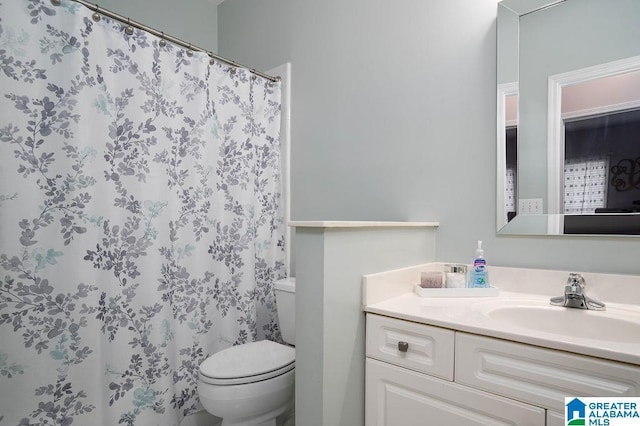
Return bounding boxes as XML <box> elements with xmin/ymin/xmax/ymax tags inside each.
<box><xmin>455</xmin><ymin>332</ymin><xmax>640</xmax><ymax>413</ymax></box>
<box><xmin>547</xmin><ymin>410</ymin><xmax>564</xmax><ymax>426</ymax></box>
<box><xmin>366</xmin><ymin>358</ymin><xmax>545</xmax><ymax>426</ymax></box>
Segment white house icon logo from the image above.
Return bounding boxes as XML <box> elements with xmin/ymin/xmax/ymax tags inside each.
<box><xmin>567</xmin><ymin>398</ymin><xmax>586</xmax><ymax>425</ymax></box>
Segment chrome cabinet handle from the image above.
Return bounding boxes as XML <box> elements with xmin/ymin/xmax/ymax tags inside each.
<box><xmin>398</xmin><ymin>341</ymin><xmax>409</xmax><ymax>352</ymax></box>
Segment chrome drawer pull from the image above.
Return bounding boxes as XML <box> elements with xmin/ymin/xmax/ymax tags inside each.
<box><xmin>398</xmin><ymin>341</ymin><xmax>409</xmax><ymax>352</ymax></box>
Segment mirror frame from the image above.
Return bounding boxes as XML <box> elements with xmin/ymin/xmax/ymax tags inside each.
<box><xmin>496</xmin><ymin>0</ymin><xmax>640</xmax><ymax>236</ymax></box>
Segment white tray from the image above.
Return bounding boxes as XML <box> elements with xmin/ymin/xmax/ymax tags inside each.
<box><xmin>413</xmin><ymin>285</ymin><xmax>499</xmax><ymax>298</ymax></box>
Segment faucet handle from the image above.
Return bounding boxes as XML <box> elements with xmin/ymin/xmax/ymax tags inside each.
<box><xmin>567</xmin><ymin>273</ymin><xmax>585</xmax><ymax>287</ymax></box>
<box><xmin>565</xmin><ymin>273</ymin><xmax>585</xmax><ymax>294</ymax></box>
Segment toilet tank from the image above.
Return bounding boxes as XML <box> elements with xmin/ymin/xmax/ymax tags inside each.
<box><xmin>274</xmin><ymin>278</ymin><xmax>296</xmax><ymax>345</ymax></box>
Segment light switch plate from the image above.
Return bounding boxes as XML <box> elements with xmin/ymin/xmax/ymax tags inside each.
<box><xmin>519</xmin><ymin>198</ymin><xmax>543</xmax><ymax>214</ymax></box>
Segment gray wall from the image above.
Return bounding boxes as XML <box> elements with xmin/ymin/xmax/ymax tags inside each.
<box><xmin>218</xmin><ymin>0</ymin><xmax>640</xmax><ymax>276</ymax></box>
<box><xmin>96</xmin><ymin>0</ymin><xmax>218</xmax><ymax>52</ymax></box>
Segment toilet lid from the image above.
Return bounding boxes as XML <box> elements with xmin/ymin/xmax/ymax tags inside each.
<box><xmin>200</xmin><ymin>340</ymin><xmax>295</xmax><ymax>381</ymax></box>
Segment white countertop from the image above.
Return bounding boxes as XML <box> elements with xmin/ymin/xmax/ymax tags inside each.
<box><xmin>365</xmin><ymin>290</ymin><xmax>640</xmax><ymax>365</ymax></box>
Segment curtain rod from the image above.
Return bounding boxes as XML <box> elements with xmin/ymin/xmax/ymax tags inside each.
<box><xmin>50</xmin><ymin>0</ymin><xmax>279</xmax><ymax>83</ymax></box>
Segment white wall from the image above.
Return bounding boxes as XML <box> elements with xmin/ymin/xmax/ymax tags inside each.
<box><xmin>218</xmin><ymin>0</ymin><xmax>640</xmax><ymax>276</ymax></box>
<box><xmin>295</xmin><ymin>225</ymin><xmax>438</xmax><ymax>425</ymax></box>
<box><xmin>95</xmin><ymin>0</ymin><xmax>218</xmax><ymax>52</ymax></box>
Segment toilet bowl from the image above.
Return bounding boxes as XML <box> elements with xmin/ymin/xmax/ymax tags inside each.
<box><xmin>198</xmin><ymin>278</ymin><xmax>296</xmax><ymax>425</ymax></box>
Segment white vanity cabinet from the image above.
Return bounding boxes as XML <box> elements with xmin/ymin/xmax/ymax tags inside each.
<box><xmin>365</xmin><ymin>313</ymin><xmax>640</xmax><ymax>426</ymax></box>
<box><xmin>365</xmin><ymin>314</ymin><xmax>545</xmax><ymax>425</ymax></box>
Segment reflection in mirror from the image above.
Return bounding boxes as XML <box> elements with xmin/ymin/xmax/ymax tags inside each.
<box><xmin>505</xmin><ymin>94</ymin><xmax>518</xmax><ymax>221</ymax></box>
<box><xmin>496</xmin><ymin>2</ymin><xmax>519</xmax><ymax>231</ymax></box>
<box><xmin>497</xmin><ymin>83</ymin><xmax>518</xmax><ymax>228</ymax></box>
<box><xmin>496</xmin><ymin>0</ymin><xmax>640</xmax><ymax>235</ymax></box>
<box><xmin>547</xmin><ymin>58</ymin><xmax>640</xmax><ymax>215</ymax></box>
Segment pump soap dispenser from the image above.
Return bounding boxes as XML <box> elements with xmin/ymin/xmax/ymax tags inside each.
<box><xmin>468</xmin><ymin>240</ymin><xmax>489</xmax><ymax>288</ymax></box>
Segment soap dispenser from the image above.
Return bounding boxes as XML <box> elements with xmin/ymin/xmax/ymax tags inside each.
<box><xmin>468</xmin><ymin>240</ymin><xmax>489</xmax><ymax>288</ymax></box>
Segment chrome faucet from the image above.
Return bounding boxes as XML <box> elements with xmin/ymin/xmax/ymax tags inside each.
<box><xmin>549</xmin><ymin>273</ymin><xmax>605</xmax><ymax>311</ymax></box>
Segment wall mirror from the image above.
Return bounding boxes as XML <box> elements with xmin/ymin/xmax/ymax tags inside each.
<box><xmin>496</xmin><ymin>0</ymin><xmax>640</xmax><ymax>235</ymax></box>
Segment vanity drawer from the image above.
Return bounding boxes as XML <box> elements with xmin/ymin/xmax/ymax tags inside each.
<box><xmin>366</xmin><ymin>313</ymin><xmax>454</xmax><ymax>380</ymax></box>
<box><xmin>455</xmin><ymin>332</ymin><xmax>640</xmax><ymax>413</ymax></box>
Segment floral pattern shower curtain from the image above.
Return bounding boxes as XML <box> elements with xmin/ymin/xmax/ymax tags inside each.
<box><xmin>0</xmin><ymin>1</ymin><xmax>285</xmax><ymax>424</ymax></box>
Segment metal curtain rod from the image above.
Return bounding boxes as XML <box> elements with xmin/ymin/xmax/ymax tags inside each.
<box><xmin>50</xmin><ymin>0</ymin><xmax>279</xmax><ymax>82</ymax></box>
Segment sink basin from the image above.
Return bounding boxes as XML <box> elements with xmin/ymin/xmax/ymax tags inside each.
<box><xmin>473</xmin><ymin>299</ymin><xmax>640</xmax><ymax>342</ymax></box>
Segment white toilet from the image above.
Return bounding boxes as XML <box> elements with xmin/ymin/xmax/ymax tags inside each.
<box><xmin>198</xmin><ymin>278</ymin><xmax>296</xmax><ymax>426</ymax></box>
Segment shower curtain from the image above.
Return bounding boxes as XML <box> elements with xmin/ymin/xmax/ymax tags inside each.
<box><xmin>0</xmin><ymin>1</ymin><xmax>285</xmax><ymax>425</ymax></box>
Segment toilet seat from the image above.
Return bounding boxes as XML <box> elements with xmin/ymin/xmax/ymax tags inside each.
<box><xmin>199</xmin><ymin>340</ymin><xmax>295</xmax><ymax>386</ymax></box>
